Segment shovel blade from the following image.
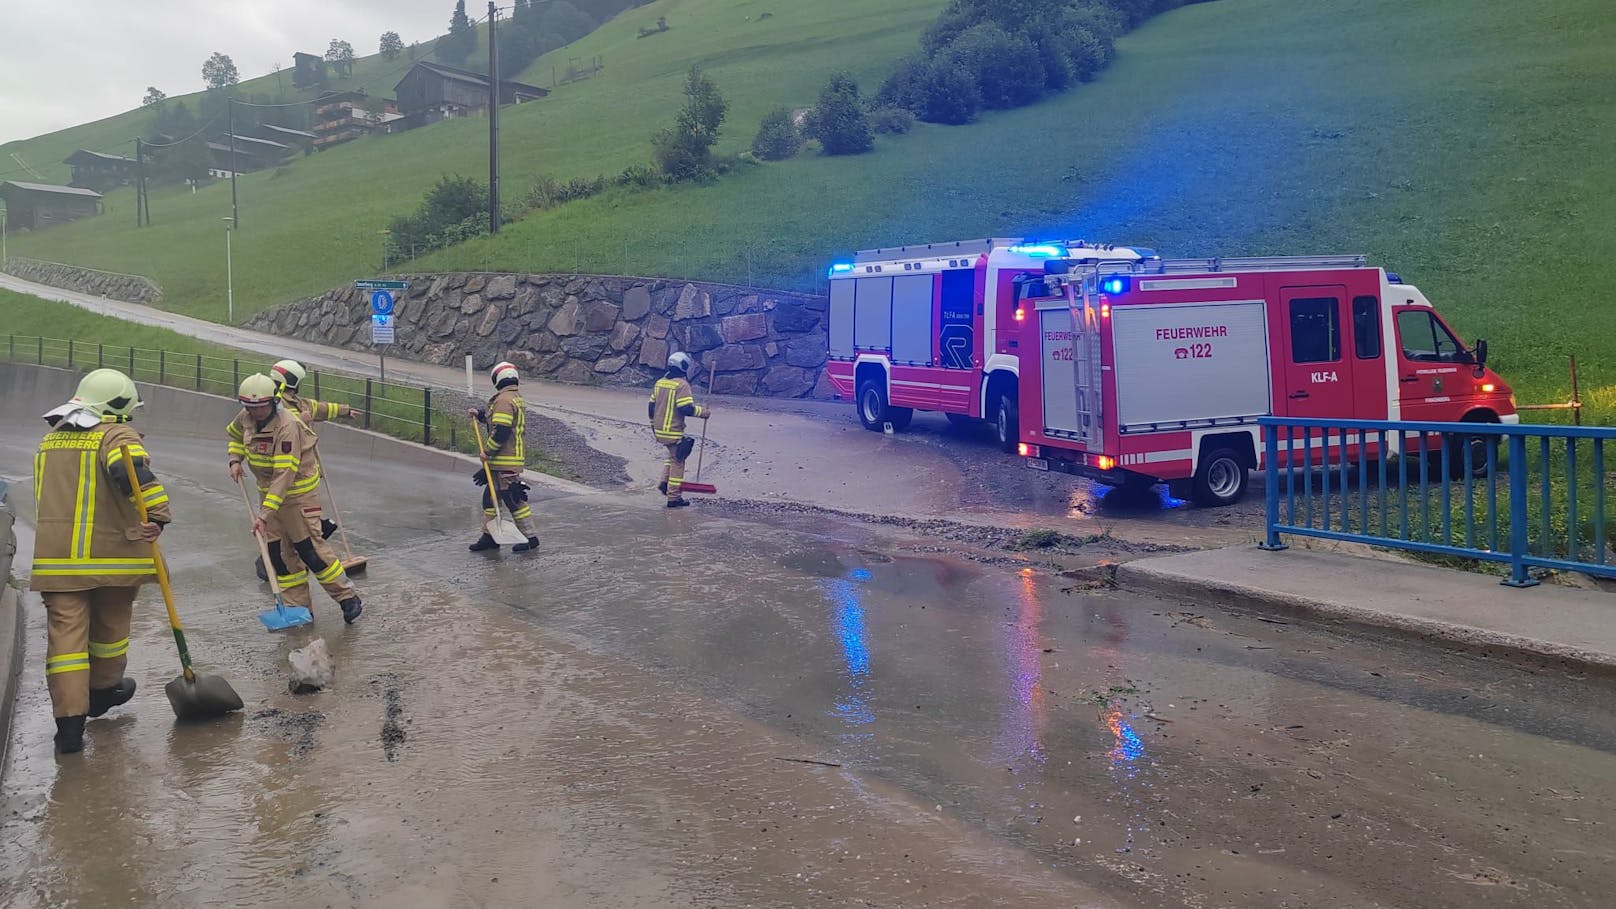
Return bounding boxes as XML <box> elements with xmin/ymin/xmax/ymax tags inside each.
<box><xmin>680</xmin><ymin>482</ymin><xmax>717</xmax><ymax>495</ymax></box>
<box><xmin>166</xmin><ymin>673</ymin><xmax>245</xmax><ymax>721</ymax></box>
<box><xmin>485</xmin><ymin>517</ymin><xmax>527</xmax><ymax>545</ymax></box>
<box><xmin>259</xmin><ymin>603</ymin><xmax>314</xmax><ymax>631</ymax></box>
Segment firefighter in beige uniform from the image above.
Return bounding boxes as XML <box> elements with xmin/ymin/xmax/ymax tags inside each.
<box><xmin>648</xmin><ymin>351</ymin><xmax>710</xmax><ymax>508</ymax></box>
<box><xmin>30</xmin><ymin>369</ymin><xmax>169</xmax><ymax>754</ymax></box>
<box><xmin>269</xmin><ymin>358</ymin><xmax>356</xmax><ymax>545</ymax></box>
<box><xmin>466</xmin><ymin>361</ymin><xmax>541</xmax><ymax>552</ymax></box>
<box><xmin>227</xmin><ymin>374</ymin><xmax>364</xmax><ymax>623</ymax></box>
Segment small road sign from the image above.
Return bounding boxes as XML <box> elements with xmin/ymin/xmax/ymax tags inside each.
<box><xmin>370</xmin><ymin>290</ymin><xmax>395</xmax><ymax>315</ymax></box>
<box><xmin>355</xmin><ymin>279</ymin><xmax>409</xmax><ymax>290</ymax></box>
<box><xmin>371</xmin><ymin>313</ymin><xmax>395</xmax><ymax>345</ymax></box>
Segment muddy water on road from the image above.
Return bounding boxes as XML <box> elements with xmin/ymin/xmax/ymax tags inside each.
<box><xmin>3</xmin><ymin>429</ymin><xmax>1614</xmax><ymax>908</ymax></box>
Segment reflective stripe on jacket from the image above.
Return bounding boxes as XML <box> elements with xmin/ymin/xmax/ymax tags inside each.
<box><xmin>649</xmin><ymin>377</ymin><xmax>702</xmax><ymax>443</ymax></box>
<box><xmin>30</xmin><ymin>421</ymin><xmax>172</xmax><ymax>592</ymax></box>
<box><xmin>226</xmin><ymin>407</ymin><xmax>320</xmax><ymax>511</ymax></box>
<box><xmin>483</xmin><ymin>388</ymin><xmax>526</xmax><ymax>470</ymax></box>
<box><xmin>280</xmin><ymin>389</ymin><xmax>340</xmax><ymax>423</ymax></box>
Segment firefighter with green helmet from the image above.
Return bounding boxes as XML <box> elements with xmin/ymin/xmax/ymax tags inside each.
<box><xmin>30</xmin><ymin>368</ymin><xmax>170</xmax><ymax>754</ymax></box>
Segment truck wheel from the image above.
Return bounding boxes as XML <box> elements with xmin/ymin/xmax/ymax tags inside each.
<box><xmin>995</xmin><ymin>394</ymin><xmax>1020</xmax><ymax>453</ymax></box>
<box><xmin>856</xmin><ymin>380</ymin><xmax>888</xmax><ymax>431</ymax></box>
<box><xmin>1446</xmin><ymin>416</ymin><xmax>1500</xmax><ymax>479</ymax></box>
<box><xmin>1191</xmin><ymin>447</ymin><xmax>1249</xmax><ymax>507</ymax></box>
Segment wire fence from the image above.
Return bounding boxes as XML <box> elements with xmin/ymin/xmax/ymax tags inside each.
<box><xmin>1</xmin><ymin>333</ymin><xmax>504</xmax><ymax>462</ymax></box>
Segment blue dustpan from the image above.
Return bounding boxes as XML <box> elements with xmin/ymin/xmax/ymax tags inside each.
<box><xmin>259</xmin><ymin>600</ymin><xmax>314</xmax><ymax>632</ymax></box>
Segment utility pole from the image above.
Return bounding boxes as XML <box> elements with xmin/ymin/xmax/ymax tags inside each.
<box><xmin>228</xmin><ymin>95</ymin><xmax>240</xmax><ymax>230</ymax></box>
<box><xmin>223</xmin><ymin>217</ymin><xmax>235</xmax><ymax>322</ymax></box>
<box><xmin>134</xmin><ymin>138</ymin><xmax>147</xmax><ymax>227</ymax></box>
<box><xmin>487</xmin><ymin>0</ymin><xmax>501</xmax><ymax>234</ymax></box>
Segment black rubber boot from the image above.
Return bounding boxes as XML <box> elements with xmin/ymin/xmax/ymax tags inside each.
<box><xmin>658</xmin><ymin>480</ymin><xmax>668</xmax><ymax>495</ymax></box>
<box><xmin>55</xmin><ymin>715</ymin><xmax>87</xmax><ymax>754</ymax></box>
<box><xmin>87</xmin><ymin>678</ymin><xmax>137</xmax><ymax>718</ymax></box>
<box><xmin>340</xmin><ymin>596</ymin><xmax>364</xmax><ymax>624</ymax></box>
<box><xmin>666</xmin><ymin>497</ymin><xmax>690</xmax><ymax>508</ymax></box>
<box><xmin>469</xmin><ymin>533</ymin><xmax>499</xmax><ymax>552</ymax></box>
<box><xmin>512</xmin><ymin>536</ymin><xmax>540</xmax><ymax>553</ymax></box>
<box><xmin>321</xmin><ymin>518</ymin><xmax>339</xmax><ymax>540</ymax></box>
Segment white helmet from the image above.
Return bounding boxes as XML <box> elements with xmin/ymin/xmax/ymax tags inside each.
<box><xmin>238</xmin><ymin>373</ymin><xmax>278</xmax><ymax>406</ymax></box>
<box><xmin>270</xmin><ymin>358</ymin><xmax>306</xmax><ymax>390</ymax></box>
<box><xmin>666</xmin><ymin>351</ymin><xmax>693</xmax><ymax>375</ymax></box>
<box><xmin>490</xmin><ymin>361</ymin><xmax>519</xmax><ymax>389</ymax></box>
<box><xmin>70</xmin><ymin>368</ymin><xmax>143</xmax><ymax>421</ymax></box>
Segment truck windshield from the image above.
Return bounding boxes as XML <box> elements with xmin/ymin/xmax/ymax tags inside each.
<box><xmin>1396</xmin><ymin>309</ymin><xmax>1467</xmax><ymax>363</ymax></box>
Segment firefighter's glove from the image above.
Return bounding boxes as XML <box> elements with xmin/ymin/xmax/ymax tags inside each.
<box><xmin>472</xmin><ymin>468</ymin><xmax>489</xmax><ymax>487</ymax></box>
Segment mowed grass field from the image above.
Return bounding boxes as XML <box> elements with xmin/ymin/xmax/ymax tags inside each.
<box><xmin>4</xmin><ymin>0</ymin><xmax>1614</xmax><ymax>419</ymax></box>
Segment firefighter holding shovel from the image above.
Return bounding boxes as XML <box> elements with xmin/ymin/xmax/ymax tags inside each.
<box><xmin>649</xmin><ymin>351</ymin><xmax>712</xmax><ymax>508</ymax></box>
<box><xmin>29</xmin><ymin>369</ymin><xmax>169</xmax><ymax>753</ymax></box>
<box><xmin>466</xmin><ymin>361</ymin><xmax>541</xmax><ymax>552</ymax></box>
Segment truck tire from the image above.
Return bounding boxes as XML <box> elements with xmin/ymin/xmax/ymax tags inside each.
<box><xmin>994</xmin><ymin>394</ymin><xmax>1020</xmax><ymax>454</ymax></box>
<box><xmin>1191</xmin><ymin>447</ymin><xmax>1249</xmax><ymax>507</ymax></box>
<box><xmin>1445</xmin><ymin>414</ymin><xmax>1501</xmax><ymax>479</ymax></box>
<box><xmin>857</xmin><ymin>380</ymin><xmax>912</xmax><ymax>432</ymax></box>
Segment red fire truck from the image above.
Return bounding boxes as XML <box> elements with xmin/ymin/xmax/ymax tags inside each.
<box><xmin>1017</xmin><ymin>253</ymin><xmax>1518</xmax><ymax>505</ymax></box>
<box><xmin>822</xmin><ymin>238</ymin><xmax>1154</xmax><ymax>450</ymax></box>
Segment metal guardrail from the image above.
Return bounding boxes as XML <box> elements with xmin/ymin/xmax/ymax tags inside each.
<box><xmin>1260</xmin><ymin>417</ymin><xmax>1616</xmax><ymax>588</ymax></box>
<box><xmin>2</xmin><ymin>334</ymin><xmax>495</xmax><ymax>459</ymax></box>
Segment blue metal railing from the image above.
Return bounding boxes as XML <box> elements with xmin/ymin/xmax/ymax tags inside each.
<box><xmin>1259</xmin><ymin>417</ymin><xmax>1616</xmax><ymax>588</ymax></box>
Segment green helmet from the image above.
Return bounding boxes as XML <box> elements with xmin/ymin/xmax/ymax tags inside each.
<box><xmin>238</xmin><ymin>373</ymin><xmax>279</xmax><ymax>406</ymax></box>
<box><xmin>70</xmin><ymin>368</ymin><xmax>142</xmax><ymax>421</ymax></box>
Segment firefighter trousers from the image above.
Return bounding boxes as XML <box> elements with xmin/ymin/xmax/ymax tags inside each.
<box><xmin>659</xmin><ymin>440</ymin><xmax>687</xmax><ymax>501</ymax></box>
<box><xmin>42</xmin><ymin>587</ymin><xmax>137</xmax><ymax>718</ymax></box>
<box><xmin>483</xmin><ymin>470</ymin><xmax>539</xmax><ymax>537</ymax></box>
<box><xmin>264</xmin><ymin>494</ymin><xmax>354</xmax><ymax>608</ymax></box>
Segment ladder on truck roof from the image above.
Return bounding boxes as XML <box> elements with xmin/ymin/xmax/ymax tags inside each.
<box><xmin>1099</xmin><ymin>254</ymin><xmax>1369</xmax><ymax>275</ymax></box>
<box><xmin>852</xmin><ymin>237</ymin><xmax>1022</xmax><ymax>264</ymax></box>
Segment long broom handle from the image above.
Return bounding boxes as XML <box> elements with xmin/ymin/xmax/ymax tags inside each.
<box><xmin>693</xmin><ymin>366</ymin><xmax>715</xmax><ymax>482</ymax></box>
<box><xmin>120</xmin><ymin>445</ymin><xmax>195</xmax><ymax>683</ymax></box>
<box><xmin>309</xmin><ymin>445</ymin><xmax>357</xmax><ymax>562</ymax></box>
<box><xmin>236</xmin><ymin>475</ymin><xmax>289</xmax><ymax>605</ymax></box>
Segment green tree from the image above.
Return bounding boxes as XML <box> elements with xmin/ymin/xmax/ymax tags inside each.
<box><xmin>326</xmin><ymin>39</ymin><xmax>356</xmax><ymax>78</ymax></box>
<box><xmin>751</xmin><ymin>107</ymin><xmax>802</xmax><ymax>161</ymax></box>
<box><xmin>806</xmin><ymin>72</ymin><xmax>874</xmax><ymax>156</ymax></box>
<box><xmin>379</xmin><ymin>31</ymin><xmax>404</xmax><ymax>60</ymax></box>
<box><xmin>141</xmin><ymin>86</ymin><xmax>166</xmax><ymax>108</ymax></box>
<box><xmin>201</xmin><ymin>52</ymin><xmax>239</xmax><ymax>91</ymax></box>
<box><xmin>651</xmin><ymin>66</ymin><xmax>728</xmax><ymax>181</ymax></box>
<box><xmin>438</xmin><ymin>0</ymin><xmax>477</xmax><ymax>66</ymax></box>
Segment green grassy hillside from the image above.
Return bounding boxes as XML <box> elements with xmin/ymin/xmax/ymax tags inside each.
<box><xmin>4</xmin><ymin>0</ymin><xmax>1613</xmax><ymax>417</ymax></box>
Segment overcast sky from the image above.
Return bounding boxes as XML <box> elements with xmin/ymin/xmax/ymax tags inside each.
<box><xmin>0</xmin><ymin>1</ymin><xmax>459</xmax><ymax>145</ymax></box>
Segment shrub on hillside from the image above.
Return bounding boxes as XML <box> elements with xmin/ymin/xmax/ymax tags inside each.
<box><xmin>874</xmin><ymin>55</ymin><xmax>931</xmax><ymax>112</ymax></box>
<box><xmin>869</xmin><ymin>107</ymin><xmax>916</xmax><ymax>135</ymax></box>
<box><xmin>920</xmin><ymin>62</ymin><xmax>982</xmax><ymax>125</ymax></box>
<box><xmin>751</xmin><ymin>107</ymin><xmax>803</xmax><ymax>161</ymax></box>
<box><xmin>944</xmin><ymin>23</ymin><xmax>1046</xmax><ymax>109</ymax></box>
<box><xmin>385</xmin><ymin>174</ymin><xmax>488</xmax><ymax>263</ymax></box>
<box><xmin>805</xmin><ymin>73</ymin><xmax>874</xmax><ymax>156</ymax></box>
<box><xmin>652</xmin><ymin>66</ymin><xmax>729</xmax><ymax>182</ymax></box>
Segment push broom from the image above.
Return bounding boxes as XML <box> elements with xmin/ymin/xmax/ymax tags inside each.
<box><xmin>236</xmin><ymin>479</ymin><xmax>315</xmax><ymax>631</ymax></box>
<box><xmin>309</xmin><ymin>445</ymin><xmax>367</xmax><ymax>575</ymax></box>
<box><xmin>121</xmin><ymin>447</ymin><xmax>244</xmax><ymax>720</ymax></box>
<box><xmin>680</xmin><ymin>366</ymin><xmax>719</xmax><ymax>496</ymax></box>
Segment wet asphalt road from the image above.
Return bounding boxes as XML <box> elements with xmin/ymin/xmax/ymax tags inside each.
<box><xmin>2</xmin><ymin>423</ymin><xmax>1615</xmax><ymax>909</ymax></box>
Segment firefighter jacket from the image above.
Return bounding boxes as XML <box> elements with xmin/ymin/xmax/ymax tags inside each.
<box><xmin>227</xmin><ymin>407</ymin><xmax>321</xmax><ymax>513</ymax></box>
<box><xmin>649</xmin><ymin>376</ymin><xmax>706</xmax><ymax>443</ymax></box>
<box><xmin>29</xmin><ymin>420</ymin><xmax>172</xmax><ymax>592</ymax></box>
<box><xmin>279</xmin><ymin>388</ymin><xmax>342</xmax><ymax>423</ymax></box>
<box><xmin>480</xmin><ymin>387</ymin><xmax>526</xmax><ymax>471</ymax></box>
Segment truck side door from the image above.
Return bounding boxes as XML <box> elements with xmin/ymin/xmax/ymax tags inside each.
<box><xmin>1392</xmin><ymin>306</ymin><xmax>1468</xmax><ymax>422</ymax></box>
<box><xmin>1280</xmin><ymin>286</ymin><xmax>1355</xmax><ymax>420</ymax></box>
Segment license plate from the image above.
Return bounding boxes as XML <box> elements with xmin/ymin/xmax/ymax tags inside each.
<box><xmin>1026</xmin><ymin>457</ymin><xmax>1049</xmax><ymax>471</ymax></box>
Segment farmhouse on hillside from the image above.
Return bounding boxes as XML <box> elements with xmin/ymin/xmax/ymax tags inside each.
<box><xmin>205</xmin><ymin>134</ymin><xmax>294</xmax><ymax>177</ymax></box>
<box><xmin>393</xmin><ymin>61</ymin><xmax>548</xmax><ymax>127</ymax></box>
<box><xmin>0</xmin><ymin>181</ymin><xmax>103</xmax><ymax>230</ymax></box>
<box><xmin>312</xmin><ymin>90</ymin><xmax>406</xmax><ymax>150</ymax></box>
<box><xmin>255</xmin><ymin>124</ymin><xmax>317</xmax><ymax>155</ymax></box>
<box><xmin>63</xmin><ymin>150</ymin><xmax>139</xmax><ymax>192</ymax></box>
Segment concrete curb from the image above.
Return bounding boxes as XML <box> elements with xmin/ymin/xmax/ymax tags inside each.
<box><xmin>1116</xmin><ymin>560</ymin><xmax>1616</xmax><ymax>677</ymax></box>
<box><xmin>0</xmin><ymin>493</ymin><xmax>23</xmax><ymax>771</ymax></box>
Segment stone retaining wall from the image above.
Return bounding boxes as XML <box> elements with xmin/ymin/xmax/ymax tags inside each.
<box><xmin>2</xmin><ymin>257</ymin><xmax>163</xmax><ymax>305</ymax></box>
<box><xmin>247</xmin><ymin>273</ymin><xmax>833</xmax><ymax>398</ymax></box>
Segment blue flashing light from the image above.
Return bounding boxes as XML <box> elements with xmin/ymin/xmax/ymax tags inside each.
<box><xmin>1009</xmin><ymin>244</ymin><xmax>1065</xmax><ymax>258</ymax></box>
<box><xmin>1386</xmin><ymin>271</ymin><xmax>1403</xmax><ymax>283</ymax></box>
<box><xmin>828</xmin><ymin>262</ymin><xmax>855</xmax><ymax>277</ymax></box>
<box><xmin>1101</xmin><ymin>276</ymin><xmax>1129</xmax><ymax>295</ymax></box>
